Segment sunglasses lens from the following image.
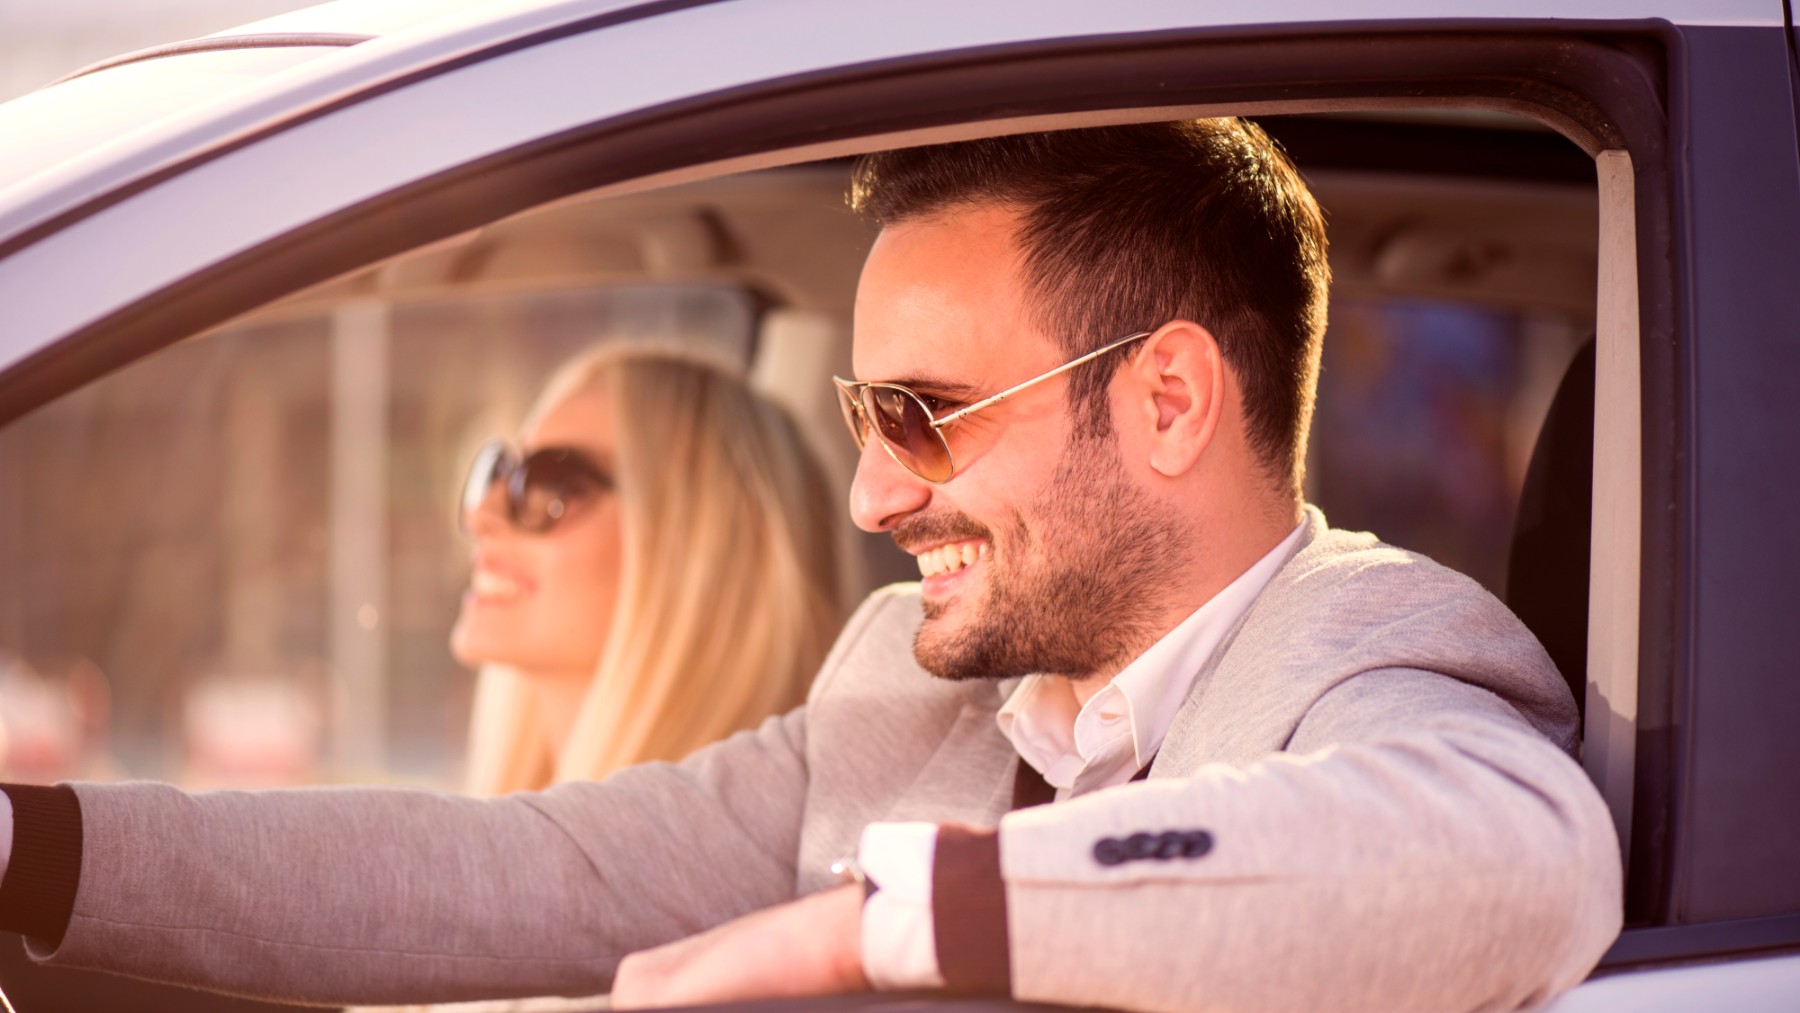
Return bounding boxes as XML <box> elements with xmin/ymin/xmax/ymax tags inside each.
<box><xmin>510</xmin><ymin>450</ymin><xmax>609</xmax><ymax>533</ymax></box>
<box><xmin>459</xmin><ymin>440</ymin><xmax>511</xmax><ymax>529</ymax></box>
<box><xmin>863</xmin><ymin>385</ymin><xmax>954</xmax><ymax>483</ymax></box>
<box><xmin>835</xmin><ymin>384</ymin><xmax>869</xmax><ymax>449</ymax></box>
<box><xmin>461</xmin><ymin>443</ymin><xmax>609</xmax><ymax>534</ymax></box>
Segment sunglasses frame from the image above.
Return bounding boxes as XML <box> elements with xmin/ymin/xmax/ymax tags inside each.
<box><xmin>459</xmin><ymin>438</ymin><xmax>613</xmax><ymax>534</ymax></box>
<box><xmin>833</xmin><ymin>329</ymin><xmax>1153</xmax><ymax>483</ymax></box>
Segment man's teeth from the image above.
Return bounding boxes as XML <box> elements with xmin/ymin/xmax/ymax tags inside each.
<box><xmin>917</xmin><ymin>541</ymin><xmax>988</xmax><ymax>578</ymax></box>
<box><xmin>472</xmin><ymin>570</ymin><xmax>522</xmax><ymax>599</ymax></box>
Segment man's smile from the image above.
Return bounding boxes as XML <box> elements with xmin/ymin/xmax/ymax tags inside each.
<box><xmin>914</xmin><ymin>538</ymin><xmax>990</xmax><ymax>579</ymax></box>
<box><xmin>892</xmin><ymin>514</ymin><xmax>995</xmax><ymax>597</ymax></box>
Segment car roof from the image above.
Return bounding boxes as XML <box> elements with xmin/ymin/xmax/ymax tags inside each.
<box><xmin>0</xmin><ymin>0</ymin><xmax>640</xmax><ymax>239</ymax></box>
<box><xmin>0</xmin><ymin>0</ymin><xmax>1781</xmax><ymax>251</ymax></box>
<box><xmin>0</xmin><ymin>0</ymin><xmax>1782</xmax><ymax>376</ymax></box>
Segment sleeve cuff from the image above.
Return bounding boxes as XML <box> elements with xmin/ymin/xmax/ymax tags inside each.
<box><xmin>0</xmin><ymin>783</ymin><xmax>83</xmax><ymax>948</ymax></box>
<box><xmin>932</xmin><ymin>822</ymin><xmax>1010</xmax><ymax>993</ymax></box>
<box><xmin>858</xmin><ymin>821</ymin><xmax>945</xmax><ymax>990</ymax></box>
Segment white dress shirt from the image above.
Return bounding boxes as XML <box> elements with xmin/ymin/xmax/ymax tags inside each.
<box><xmin>858</xmin><ymin>521</ymin><xmax>1307</xmax><ymax>989</ymax></box>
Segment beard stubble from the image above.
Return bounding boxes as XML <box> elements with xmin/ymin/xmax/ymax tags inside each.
<box><xmin>909</xmin><ymin>431</ymin><xmax>1184</xmax><ymax>682</ymax></box>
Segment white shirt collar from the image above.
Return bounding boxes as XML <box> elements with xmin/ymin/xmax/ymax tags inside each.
<box><xmin>997</xmin><ymin>520</ymin><xmax>1307</xmax><ymax>795</ymax></box>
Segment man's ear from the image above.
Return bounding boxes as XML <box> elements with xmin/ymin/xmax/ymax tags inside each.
<box><xmin>1128</xmin><ymin>320</ymin><xmax>1224</xmax><ymax>478</ymax></box>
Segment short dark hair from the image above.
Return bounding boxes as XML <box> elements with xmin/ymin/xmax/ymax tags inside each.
<box><xmin>849</xmin><ymin>119</ymin><xmax>1329</xmax><ymax>497</ymax></box>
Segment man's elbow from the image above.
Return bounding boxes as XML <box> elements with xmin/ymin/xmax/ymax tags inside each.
<box><xmin>1496</xmin><ymin>759</ymin><xmax>1625</xmax><ymax>1007</ymax></box>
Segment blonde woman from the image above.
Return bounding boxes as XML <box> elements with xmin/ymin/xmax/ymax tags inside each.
<box><xmin>452</xmin><ymin>344</ymin><xmax>847</xmax><ymax>796</ymax></box>
<box><xmin>345</xmin><ymin>347</ymin><xmax>847</xmax><ymax>1013</ymax></box>
<box><xmin>351</xmin><ymin>344</ymin><xmax>849</xmax><ymax>1013</ymax></box>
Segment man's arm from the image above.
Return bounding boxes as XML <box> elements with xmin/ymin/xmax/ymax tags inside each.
<box><xmin>986</xmin><ymin>671</ymin><xmax>1620</xmax><ymax>1012</ymax></box>
<box><xmin>616</xmin><ymin>670</ymin><xmax>1619</xmax><ymax>1013</ymax></box>
<box><xmin>0</xmin><ymin>705</ymin><xmax>809</xmax><ymax>1007</ymax></box>
<box><xmin>612</xmin><ymin>881</ymin><xmax>868</xmax><ymax>1008</ymax></box>
<box><xmin>0</xmin><ymin>585</ymin><xmax>937</xmax><ymax>1007</ymax></box>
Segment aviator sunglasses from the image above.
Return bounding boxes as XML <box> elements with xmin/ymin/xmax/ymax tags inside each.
<box><xmin>833</xmin><ymin>329</ymin><xmax>1152</xmax><ymax>483</ymax></box>
<box><xmin>459</xmin><ymin>439</ymin><xmax>613</xmax><ymax>534</ymax></box>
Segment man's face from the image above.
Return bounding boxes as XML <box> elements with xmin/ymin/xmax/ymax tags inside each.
<box><xmin>848</xmin><ymin>206</ymin><xmax>1183</xmax><ymax>682</ymax></box>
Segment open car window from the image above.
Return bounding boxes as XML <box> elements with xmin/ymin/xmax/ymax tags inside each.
<box><xmin>4</xmin><ymin>3</ymin><xmax>1800</xmax><ymax>1009</ymax></box>
<box><xmin>0</xmin><ymin>110</ymin><xmax>1600</xmax><ymax>791</ymax></box>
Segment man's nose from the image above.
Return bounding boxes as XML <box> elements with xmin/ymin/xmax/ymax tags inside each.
<box><xmin>848</xmin><ymin>439</ymin><xmax>932</xmax><ymax>533</ymax></box>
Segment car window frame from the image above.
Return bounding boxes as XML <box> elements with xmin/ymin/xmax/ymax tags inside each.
<box><xmin>14</xmin><ymin>13</ymin><xmax>1786</xmax><ymax>970</ymax></box>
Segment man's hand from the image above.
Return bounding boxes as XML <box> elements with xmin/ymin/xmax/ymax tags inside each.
<box><xmin>611</xmin><ymin>883</ymin><xmax>869</xmax><ymax>1009</ymax></box>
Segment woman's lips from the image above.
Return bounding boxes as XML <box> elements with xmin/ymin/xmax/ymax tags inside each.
<box><xmin>467</xmin><ymin>559</ymin><xmax>535</xmax><ymax>603</ymax></box>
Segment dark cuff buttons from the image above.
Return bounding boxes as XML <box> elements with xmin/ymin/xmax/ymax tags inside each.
<box><xmin>1093</xmin><ymin>829</ymin><xmax>1213</xmax><ymax>867</ymax></box>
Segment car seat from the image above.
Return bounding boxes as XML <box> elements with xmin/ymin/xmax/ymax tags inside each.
<box><xmin>1505</xmin><ymin>336</ymin><xmax>1596</xmax><ymax>723</ymax></box>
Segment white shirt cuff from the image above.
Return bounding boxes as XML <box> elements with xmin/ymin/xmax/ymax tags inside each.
<box><xmin>857</xmin><ymin>821</ymin><xmax>946</xmax><ymax>990</ymax></box>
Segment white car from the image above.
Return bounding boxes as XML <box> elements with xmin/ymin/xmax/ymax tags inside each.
<box><xmin>0</xmin><ymin>1</ymin><xmax>1795</xmax><ymax>1010</ymax></box>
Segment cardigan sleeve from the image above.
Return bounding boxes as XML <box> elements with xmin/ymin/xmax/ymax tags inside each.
<box><xmin>14</xmin><ymin>705</ymin><xmax>811</xmax><ymax>1008</ymax></box>
<box><xmin>0</xmin><ymin>783</ymin><xmax>82</xmax><ymax>947</ymax></box>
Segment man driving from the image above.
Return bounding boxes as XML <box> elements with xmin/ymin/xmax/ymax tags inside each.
<box><xmin>0</xmin><ymin>119</ymin><xmax>1620</xmax><ymax>1013</ymax></box>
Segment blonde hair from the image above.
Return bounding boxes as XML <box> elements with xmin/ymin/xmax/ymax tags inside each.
<box><xmin>464</xmin><ymin>345</ymin><xmax>846</xmax><ymax>794</ymax></box>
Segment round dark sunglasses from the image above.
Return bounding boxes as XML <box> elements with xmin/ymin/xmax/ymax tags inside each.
<box><xmin>459</xmin><ymin>439</ymin><xmax>613</xmax><ymax>534</ymax></box>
